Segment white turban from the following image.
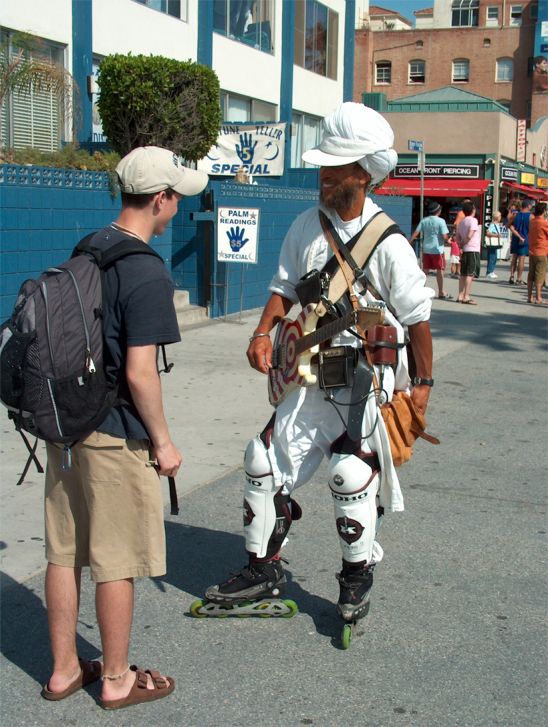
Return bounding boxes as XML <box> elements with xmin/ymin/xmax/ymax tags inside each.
<box><xmin>301</xmin><ymin>102</ymin><xmax>398</xmax><ymax>185</ymax></box>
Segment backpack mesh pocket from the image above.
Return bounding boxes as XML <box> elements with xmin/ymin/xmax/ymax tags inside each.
<box><xmin>21</xmin><ymin>338</ymin><xmax>44</xmax><ymax>412</ymax></box>
<box><xmin>0</xmin><ymin>327</ymin><xmax>36</xmax><ymax>408</ymax></box>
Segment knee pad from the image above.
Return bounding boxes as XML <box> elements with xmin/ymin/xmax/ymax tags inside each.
<box><xmin>328</xmin><ymin>452</ymin><xmax>380</xmax><ymax>564</ymax></box>
<box><xmin>243</xmin><ymin>435</ymin><xmax>301</xmax><ymax>560</ymax></box>
<box><xmin>328</xmin><ymin>452</ymin><xmax>378</xmax><ymax>499</ymax></box>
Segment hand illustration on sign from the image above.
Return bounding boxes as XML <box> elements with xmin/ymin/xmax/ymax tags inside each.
<box><xmin>236</xmin><ymin>133</ymin><xmax>257</xmax><ymax>165</ymax></box>
<box><xmin>227</xmin><ymin>226</ymin><xmax>249</xmax><ymax>252</ymax></box>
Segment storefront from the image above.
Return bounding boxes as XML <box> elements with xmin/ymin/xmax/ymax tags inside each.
<box><xmin>499</xmin><ymin>165</ymin><xmax>548</xmax><ymax>207</ymax></box>
<box><xmin>375</xmin><ymin>158</ymin><xmax>492</xmax><ymax>234</ymax></box>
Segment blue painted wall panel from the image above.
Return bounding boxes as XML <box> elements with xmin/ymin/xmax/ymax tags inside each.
<box><xmin>1</xmin><ymin>166</ymin><xmax>413</xmax><ymax>321</ymax></box>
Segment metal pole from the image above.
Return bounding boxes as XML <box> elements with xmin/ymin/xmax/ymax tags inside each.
<box><xmin>419</xmin><ymin>149</ymin><xmax>425</xmax><ymax>260</ymax></box>
<box><xmin>224</xmin><ymin>263</ymin><xmax>229</xmax><ymax>321</ymax></box>
<box><xmin>239</xmin><ymin>264</ymin><xmax>245</xmax><ymax>323</ymax></box>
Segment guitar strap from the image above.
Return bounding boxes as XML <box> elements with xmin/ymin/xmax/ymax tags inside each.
<box><xmin>316</xmin><ymin>210</ymin><xmax>400</xmax><ymax>318</ymax></box>
<box><xmin>319</xmin><ymin>215</ymin><xmax>377</xmax><ymax>443</ymax></box>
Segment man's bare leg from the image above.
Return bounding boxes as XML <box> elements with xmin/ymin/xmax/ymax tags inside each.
<box><xmin>516</xmin><ymin>255</ymin><xmax>525</xmax><ymax>283</ymax></box>
<box><xmin>527</xmin><ymin>273</ymin><xmax>535</xmax><ymax>303</ymax></box>
<box><xmin>463</xmin><ymin>275</ymin><xmax>474</xmax><ymax>301</ymax></box>
<box><xmin>509</xmin><ymin>254</ymin><xmax>517</xmax><ymax>280</ymax></box>
<box><xmin>96</xmin><ymin>578</ymin><xmax>171</xmax><ymax>701</ymax></box>
<box><xmin>436</xmin><ymin>269</ymin><xmax>445</xmax><ymax>297</ymax></box>
<box><xmin>45</xmin><ymin>563</ymin><xmax>82</xmax><ymax>692</ymax></box>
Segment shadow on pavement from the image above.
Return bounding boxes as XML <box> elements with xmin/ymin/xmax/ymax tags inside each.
<box><xmin>0</xmin><ymin>571</ymin><xmax>100</xmax><ymax>686</ymax></box>
<box><xmin>430</xmin><ymin>306</ymin><xmax>547</xmax><ymax>353</ymax></box>
<box><xmin>159</xmin><ymin>521</ymin><xmax>339</xmax><ymax>638</ymax></box>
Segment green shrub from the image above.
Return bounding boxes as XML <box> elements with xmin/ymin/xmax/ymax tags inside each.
<box><xmin>97</xmin><ymin>54</ymin><xmax>221</xmax><ymax>161</ymax></box>
<box><xmin>0</xmin><ymin>145</ymin><xmax>120</xmax><ymax>171</ymax></box>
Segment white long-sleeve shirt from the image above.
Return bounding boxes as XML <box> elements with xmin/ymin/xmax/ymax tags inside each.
<box><xmin>267</xmin><ymin>196</ymin><xmax>434</xmax><ymax>512</ymax></box>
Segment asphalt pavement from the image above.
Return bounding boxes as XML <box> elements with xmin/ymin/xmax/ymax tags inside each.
<box><xmin>1</xmin><ymin>260</ymin><xmax>547</xmax><ymax>727</ymax></box>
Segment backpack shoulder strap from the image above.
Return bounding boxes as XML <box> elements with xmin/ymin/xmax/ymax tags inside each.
<box><xmin>73</xmin><ymin>235</ymin><xmax>163</xmax><ymax>269</ymax></box>
<box><xmin>316</xmin><ymin>211</ymin><xmax>399</xmax><ymax>317</ymax></box>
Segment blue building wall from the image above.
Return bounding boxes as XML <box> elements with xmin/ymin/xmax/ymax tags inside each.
<box><xmin>0</xmin><ymin>165</ymin><xmax>412</xmax><ymax>321</ymax></box>
<box><xmin>171</xmin><ymin>176</ymin><xmax>413</xmax><ymax>317</ymax></box>
<box><xmin>0</xmin><ymin>166</ymin><xmax>173</xmax><ymax>320</ymax></box>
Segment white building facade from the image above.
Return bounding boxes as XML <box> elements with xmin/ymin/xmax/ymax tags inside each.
<box><xmin>1</xmin><ymin>0</ymin><xmax>356</xmax><ymax>174</ymax></box>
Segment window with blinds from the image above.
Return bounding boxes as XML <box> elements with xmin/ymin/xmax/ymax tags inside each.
<box><xmin>1</xmin><ymin>30</ymin><xmax>66</xmax><ymax>152</ymax></box>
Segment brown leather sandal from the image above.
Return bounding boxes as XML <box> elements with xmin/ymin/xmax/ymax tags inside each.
<box><xmin>41</xmin><ymin>658</ymin><xmax>102</xmax><ymax>701</ymax></box>
<box><xmin>100</xmin><ymin>665</ymin><xmax>175</xmax><ymax>710</ymax></box>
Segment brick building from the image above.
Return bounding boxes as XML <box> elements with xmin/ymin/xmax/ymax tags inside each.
<box><xmin>354</xmin><ymin>0</ymin><xmax>545</xmax><ymax>125</ymax></box>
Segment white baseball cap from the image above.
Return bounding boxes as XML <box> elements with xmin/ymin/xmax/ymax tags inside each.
<box><xmin>116</xmin><ymin>146</ymin><xmax>208</xmax><ymax>196</ymax></box>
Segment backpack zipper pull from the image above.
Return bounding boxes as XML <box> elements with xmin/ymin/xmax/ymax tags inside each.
<box><xmin>85</xmin><ymin>350</ymin><xmax>96</xmax><ymax>374</ymax></box>
<box><xmin>61</xmin><ymin>445</ymin><xmax>72</xmax><ymax>470</ymax></box>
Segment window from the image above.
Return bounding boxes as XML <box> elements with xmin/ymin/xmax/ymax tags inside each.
<box><xmin>496</xmin><ymin>58</ymin><xmax>513</xmax><ymax>82</ymax></box>
<box><xmin>214</xmin><ymin>0</ymin><xmax>273</xmax><ymax>53</ymax></box>
<box><xmin>1</xmin><ymin>30</ymin><xmax>67</xmax><ymax>152</ymax></box>
<box><xmin>510</xmin><ymin>5</ymin><xmax>522</xmax><ymax>26</ymax></box>
<box><xmin>375</xmin><ymin>61</ymin><xmax>391</xmax><ymax>84</ymax></box>
<box><xmin>291</xmin><ymin>111</ymin><xmax>322</xmax><ymax>167</ymax></box>
<box><xmin>133</xmin><ymin>0</ymin><xmax>187</xmax><ymax>21</ymax></box>
<box><xmin>530</xmin><ymin>3</ymin><xmax>538</xmax><ymax>20</ymax></box>
<box><xmin>220</xmin><ymin>91</ymin><xmax>276</xmax><ymax>122</ymax></box>
<box><xmin>294</xmin><ymin>0</ymin><xmax>338</xmax><ymax>79</ymax></box>
<box><xmin>486</xmin><ymin>6</ymin><xmax>499</xmax><ymax>26</ymax></box>
<box><xmin>409</xmin><ymin>60</ymin><xmax>425</xmax><ymax>84</ymax></box>
<box><xmin>452</xmin><ymin>59</ymin><xmax>470</xmax><ymax>82</ymax></box>
<box><xmin>451</xmin><ymin>0</ymin><xmax>479</xmax><ymax>27</ymax></box>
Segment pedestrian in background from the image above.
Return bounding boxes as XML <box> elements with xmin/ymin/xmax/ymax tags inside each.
<box><xmin>484</xmin><ymin>211</ymin><xmax>507</xmax><ymax>279</ymax></box>
<box><xmin>508</xmin><ymin>199</ymin><xmax>533</xmax><ymax>285</ymax></box>
<box><xmin>449</xmin><ymin>233</ymin><xmax>461</xmax><ymax>278</ymax></box>
<box><xmin>409</xmin><ymin>201</ymin><xmax>452</xmax><ymax>299</ymax></box>
<box><xmin>527</xmin><ymin>201</ymin><xmax>548</xmax><ymax>304</ymax></box>
<box><xmin>456</xmin><ymin>200</ymin><xmax>481</xmax><ymax>305</ymax></box>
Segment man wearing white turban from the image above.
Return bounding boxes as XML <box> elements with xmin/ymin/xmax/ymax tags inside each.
<box><xmin>202</xmin><ymin>103</ymin><xmax>434</xmax><ymax>632</ymax></box>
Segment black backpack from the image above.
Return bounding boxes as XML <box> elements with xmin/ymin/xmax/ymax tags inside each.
<box><xmin>0</xmin><ymin>235</ymin><xmax>179</xmax><ymax>512</ymax></box>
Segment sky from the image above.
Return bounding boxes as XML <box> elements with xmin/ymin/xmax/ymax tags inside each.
<box><xmin>374</xmin><ymin>1</ymin><xmax>432</xmax><ymax>24</ymax></box>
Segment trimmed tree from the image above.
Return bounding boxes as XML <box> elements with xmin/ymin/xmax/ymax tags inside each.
<box><xmin>97</xmin><ymin>53</ymin><xmax>221</xmax><ymax>161</ymax></box>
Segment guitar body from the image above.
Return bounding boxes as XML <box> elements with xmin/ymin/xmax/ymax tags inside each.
<box><xmin>268</xmin><ymin>304</ymin><xmax>319</xmax><ymax>407</ymax></box>
<box><xmin>267</xmin><ymin>301</ymin><xmax>385</xmax><ymax>408</ymax></box>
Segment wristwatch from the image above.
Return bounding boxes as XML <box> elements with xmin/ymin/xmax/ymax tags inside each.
<box><xmin>412</xmin><ymin>377</ymin><xmax>434</xmax><ymax>387</ymax></box>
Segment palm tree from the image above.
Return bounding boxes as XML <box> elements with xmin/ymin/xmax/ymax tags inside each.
<box><xmin>0</xmin><ymin>31</ymin><xmax>79</xmax><ymax>147</ymax></box>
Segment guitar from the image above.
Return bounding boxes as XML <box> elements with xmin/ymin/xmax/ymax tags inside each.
<box><xmin>268</xmin><ymin>302</ymin><xmax>385</xmax><ymax>407</ymax></box>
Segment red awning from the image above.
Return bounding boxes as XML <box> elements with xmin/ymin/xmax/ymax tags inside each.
<box><xmin>375</xmin><ymin>178</ymin><xmax>491</xmax><ymax>197</ymax></box>
<box><xmin>501</xmin><ymin>181</ymin><xmax>548</xmax><ymax>201</ymax></box>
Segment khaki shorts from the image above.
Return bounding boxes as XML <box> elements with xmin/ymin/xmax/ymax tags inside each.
<box><xmin>528</xmin><ymin>255</ymin><xmax>547</xmax><ymax>285</ymax></box>
<box><xmin>45</xmin><ymin>432</ymin><xmax>166</xmax><ymax>582</ymax></box>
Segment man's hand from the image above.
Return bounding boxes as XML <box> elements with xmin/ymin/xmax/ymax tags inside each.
<box><xmin>152</xmin><ymin>440</ymin><xmax>182</xmax><ymax>478</ymax></box>
<box><xmin>246</xmin><ymin>294</ymin><xmax>293</xmax><ymax>374</ymax></box>
<box><xmin>247</xmin><ymin>335</ymin><xmax>273</xmax><ymax>374</ymax></box>
<box><xmin>411</xmin><ymin>384</ymin><xmax>430</xmax><ymax>415</ymax></box>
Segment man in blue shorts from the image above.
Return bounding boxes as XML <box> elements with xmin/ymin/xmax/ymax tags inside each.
<box><xmin>509</xmin><ymin>199</ymin><xmax>533</xmax><ymax>285</ymax></box>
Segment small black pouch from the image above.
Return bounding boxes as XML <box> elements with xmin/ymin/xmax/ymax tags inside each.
<box><xmin>317</xmin><ymin>346</ymin><xmax>356</xmax><ymax>389</ymax></box>
<box><xmin>296</xmin><ymin>269</ymin><xmax>327</xmax><ymax>307</ymax></box>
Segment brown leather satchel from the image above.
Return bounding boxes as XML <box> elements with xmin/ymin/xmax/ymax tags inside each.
<box><xmin>380</xmin><ymin>391</ymin><xmax>439</xmax><ymax>467</ymax></box>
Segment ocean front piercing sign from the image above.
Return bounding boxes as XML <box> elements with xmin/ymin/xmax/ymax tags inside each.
<box><xmin>394</xmin><ymin>164</ymin><xmax>481</xmax><ymax>178</ymax></box>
